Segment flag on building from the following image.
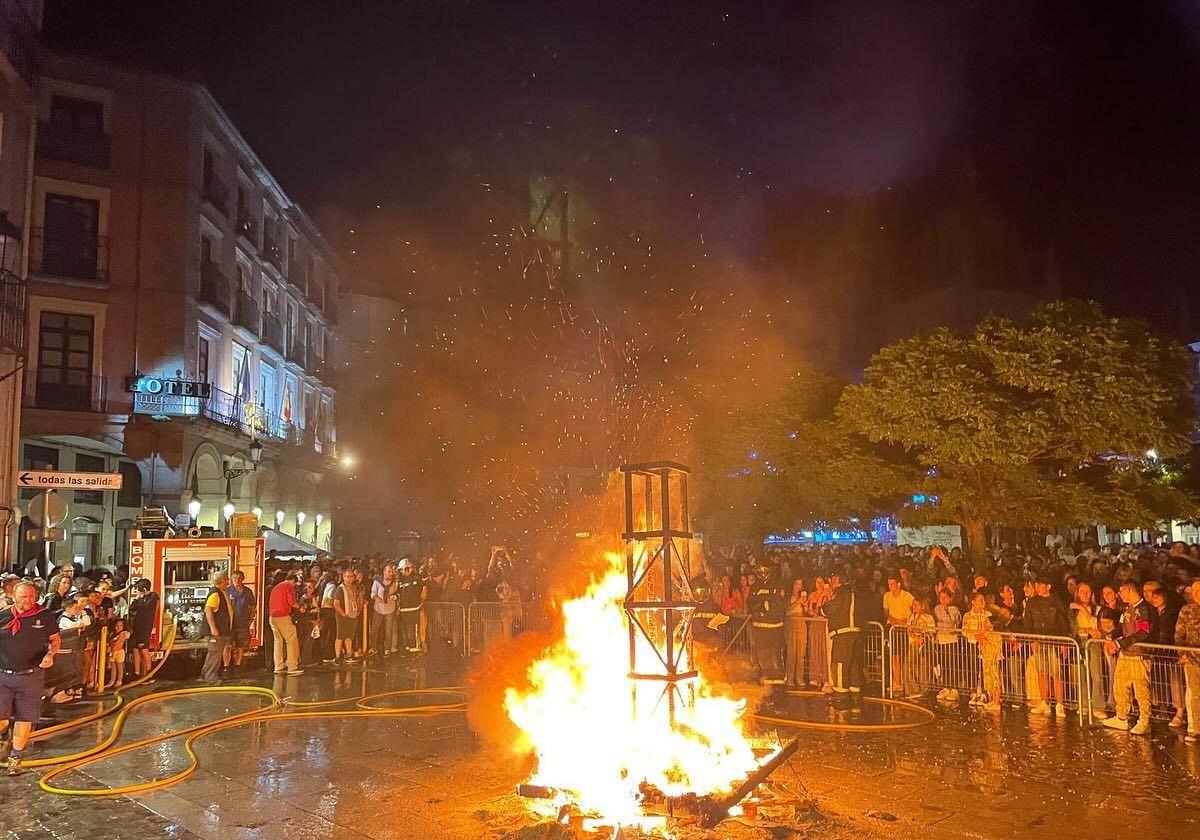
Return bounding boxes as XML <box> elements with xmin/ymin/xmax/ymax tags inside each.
<box><xmin>281</xmin><ymin>382</ymin><xmax>292</xmax><ymax>424</ymax></box>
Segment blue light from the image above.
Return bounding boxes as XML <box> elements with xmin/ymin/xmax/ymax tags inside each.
<box><xmin>912</xmin><ymin>493</ymin><xmax>927</xmax><ymax>504</ymax></box>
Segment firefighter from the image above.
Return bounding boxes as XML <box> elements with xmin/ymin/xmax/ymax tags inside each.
<box><xmin>824</xmin><ymin>568</ymin><xmax>863</xmax><ymax>696</ymax></box>
<box><xmin>395</xmin><ymin>559</ymin><xmax>426</xmax><ymax>653</ymax></box>
<box><xmin>747</xmin><ymin>561</ymin><xmax>785</xmax><ymax>684</ymax></box>
<box><xmin>690</xmin><ymin>584</ymin><xmax>728</xmax><ymax>652</ymax></box>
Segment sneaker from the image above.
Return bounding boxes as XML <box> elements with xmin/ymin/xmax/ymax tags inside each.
<box><xmin>935</xmin><ymin>688</ymin><xmax>948</xmax><ymax>701</ymax></box>
<box><xmin>1130</xmin><ymin>718</ymin><xmax>1150</xmax><ymax>736</ymax></box>
<box><xmin>1030</xmin><ymin>702</ymin><xmax>1050</xmax><ymax>715</ymax></box>
<box><xmin>1185</xmin><ymin>733</ymin><xmax>1197</xmax><ymax>744</ymax></box>
<box><xmin>1102</xmin><ymin>716</ymin><xmax>1130</xmax><ymax>731</ymax></box>
<box><xmin>1168</xmin><ymin>715</ymin><xmax>1185</xmax><ymax>728</ymax></box>
<box><xmin>286</xmin><ymin>669</ymin><xmax>305</xmax><ymax>676</ymax></box>
<box><xmin>273</xmin><ymin>669</ymin><xmax>286</xmax><ymax>674</ymax></box>
<box><xmin>4</xmin><ymin>756</ymin><xmax>22</xmax><ymax>776</ymax></box>
<box><xmin>322</xmin><ymin>658</ymin><xmax>337</xmax><ymax>664</ymax></box>
<box><xmin>1055</xmin><ymin>704</ymin><xmax>1067</xmax><ymax>719</ymax></box>
<box><xmin>947</xmin><ymin>689</ymin><xmax>960</xmax><ymax>702</ymax></box>
<box><xmin>1092</xmin><ymin>711</ymin><xmax>1112</xmax><ymax>724</ymax></box>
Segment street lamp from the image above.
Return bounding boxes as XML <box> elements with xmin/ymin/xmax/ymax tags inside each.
<box><xmin>296</xmin><ymin>510</ymin><xmax>305</xmax><ymax>537</ymax></box>
<box><xmin>222</xmin><ymin>500</ymin><xmax>236</xmax><ymax>520</ymax></box>
<box><xmin>252</xmin><ymin>505</ymin><xmax>263</xmax><ymax>520</ymax></box>
<box><xmin>188</xmin><ymin>493</ymin><xmax>202</xmax><ymax>520</ymax></box>
<box><xmin>275</xmin><ymin>509</ymin><xmax>285</xmax><ymax>527</ymax></box>
<box><xmin>340</xmin><ymin>453</ymin><xmax>356</xmax><ymax>469</ymax></box>
<box><xmin>315</xmin><ymin>512</ymin><xmax>323</xmax><ymax>542</ymax></box>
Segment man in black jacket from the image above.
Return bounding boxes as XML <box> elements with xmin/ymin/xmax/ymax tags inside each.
<box><xmin>1102</xmin><ymin>581</ymin><xmax>1154</xmax><ymax>735</ymax></box>
<box><xmin>1023</xmin><ymin>575</ymin><xmax>1070</xmax><ymax>717</ymax></box>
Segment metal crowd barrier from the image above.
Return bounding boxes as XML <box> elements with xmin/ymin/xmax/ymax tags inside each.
<box><xmin>44</xmin><ymin>627</ymin><xmax>87</xmax><ymax>699</ymax></box>
<box><xmin>713</xmin><ymin>615</ymin><xmax>886</xmax><ymax>690</ymax></box>
<box><xmin>863</xmin><ymin>621</ymin><xmax>887</xmax><ymax>685</ymax></box>
<box><xmin>422</xmin><ymin>601</ymin><xmax>468</xmax><ymax>656</ymax></box>
<box><xmin>888</xmin><ymin>625</ymin><xmax>1088</xmax><ymax>722</ymax></box>
<box><xmin>1084</xmin><ymin>640</ymin><xmax>1200</xmax><ymax>724</ymax></box>
<box><xmin>466</xmin><ymin>601</ymin><xmax>549</xmax><ymax>654</ymax></box>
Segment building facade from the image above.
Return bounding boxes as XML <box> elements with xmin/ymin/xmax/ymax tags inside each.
<box><xmin>16</xmin><ymin>52</ymin><xmax>340</xmax><ymax>571</ymax></box>
<box><xmin>0</xmin><ymin>0</ymin><xmax>41</xmax><ymax>571</ymax></box>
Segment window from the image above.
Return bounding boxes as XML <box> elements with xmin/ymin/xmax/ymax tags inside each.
<box><xmin>49</xmin><ymin>95</ymin><xmax>104</xmax><ymax>133</ymax></box>
<box><xmin>262</xmin><ymin>283</ymin><xmax>273</xmax><ymax>315</ymax></box>
<box><xmin>117</xmin><ymin>463</ymin><xmax>142</xmax><ymax>508</ymax></box>
<box><xmin>201</xmin><ymin>234</ymin><xmax>217</xmax><ymax>267</ymax></box>
<box><xmin>21</xmin><ymin>444</ymin><xmax>58</xmax><ymax>500</ymax></box>
<box><xmin>113</xmin><ymin>518</ymin><xmax>135</xmax><ymax>565</ymax></box>
<box><xmin>198</xmin><ymin>337</ymin><xmax>210</xmax><ymax>385</ymax></box>
<box><xmin>203</xmin><ymin>147</ymin><xmax>217</xmax><ymax>185</ymax></box>
<box><xmin>232</xmin><ymin>341</ymin><xmax>249</xmax><ymax>397</ymax></box>
<box><xmin>237</xmin><ymin>184</ymin><xmax>249</xmax><ymax>219</ymax></box>
<box><xmin>36</xmin><ymin>311</ymin><xmax>94</xmax><ymax>410</ymax></box>
<box><xmin>236</xmin><ymin>262</ymin><xmax>250</xmax><ymax>295</ymax></box>
<box><xmin>74</xmin><ymin>453</ymin><xmax>105</xmax><ymax>505</ymax></box>
<box><xmin>41</xmin><ymin>193</ymin><xmax>100</xmax><ymax>279</ymax></box>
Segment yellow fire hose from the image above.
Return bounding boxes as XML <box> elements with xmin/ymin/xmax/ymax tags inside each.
<box><xmin>26</xmin><ymin>619</ymin><xmax>925</xmax><ymax>800</ymax></box>
<box><xmin>34</xmin><ymin>687</ymin><xmax>468</xmax><ymax>796</ymax></box>
<box><xmin>30</xmin><ymin>619</ymin><xmax>182</xmax><ymax>743</ymax></box>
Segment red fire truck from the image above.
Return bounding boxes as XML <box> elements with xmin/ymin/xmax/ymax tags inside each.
<box><xmin>129</xmin><ymin>536</ymin><xmax>266</xmax><ymax>652</ymax></box>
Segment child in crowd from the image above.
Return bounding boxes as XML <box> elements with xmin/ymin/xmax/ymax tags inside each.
<box><xmin>107</xmin><ymin>618</ymin><xmax>130</xmax><ymax>689</ymax></box>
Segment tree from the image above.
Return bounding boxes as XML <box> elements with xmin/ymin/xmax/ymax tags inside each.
<box><xmin>695</xmin><ymin>364</ymin><xmax>915</xmax><ymax>541</ymax></box>
<box><xmin>837</xmin><ymin>300</ymin><xmax>1199</xmax><ymax>565</ymax></box>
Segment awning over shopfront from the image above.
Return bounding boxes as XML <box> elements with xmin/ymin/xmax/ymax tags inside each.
<box><xmin>261</xmin><ymin>527</ymin><xmax>324</xmax><ymax>557</ymax></box>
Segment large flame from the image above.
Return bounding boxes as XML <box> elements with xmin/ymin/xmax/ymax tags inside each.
<box><xmin>503</xmin><ymin>551</ymin><xmax>758</xmax><ymax>829</ymax></box>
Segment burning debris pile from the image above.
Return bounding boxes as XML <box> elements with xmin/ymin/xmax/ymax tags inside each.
<box><xmin>490</xmin><ymin>463</ymin><xmax>793</xmax><ymax>836</ymax></box>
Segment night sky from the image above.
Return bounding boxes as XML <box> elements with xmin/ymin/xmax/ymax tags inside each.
<box><xmin>43</xmin><ymin>0</ymin><xmax>1200</xmax><ymax>337</ymax></box>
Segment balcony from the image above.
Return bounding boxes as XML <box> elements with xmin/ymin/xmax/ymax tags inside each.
<box><xmin>198</xmin><ymin>261</ymin><xmax>230</xmax><ymax>317</ymax></box>
<box><xmin>236</xmin><ymin>212</ymin><xmax>258</xmax><ymax>249</ymax></box>
<box><xmin>36</xmin><ymin>122</ymin><xmax>111</xmax><ymax>168</ymax></box>
<box><xmin>311</xmin><ymin>356</ymin><xmax>338</xmax><ymax>389</ymax></box>
<box><xmin>0</xmin><ymin>268</ymin><xmax>26</xmax><ymax>356</ymax></box>
<box><xmin>262</xmin><ymin>234</ymin><xmax>282</xmax><ymax>272</ymax></box>
<box><xmin>30</xmin><ymin>227</ymin><xmax>110</xmax><ymax>283</ymax></box>
<box><xmin>202</xmin><ymin>174</ymin><xmax>229</xmax><ymax>216</ymax></box>
<box><xmin>233</xmin><ymin>290</ymin><xmax>259</xmax><ymax>335</ymax></box>
<box><xmin>201</xmin><ymin>385</ymin><xmax>292</xmax><ymax>443</ymax></box>
<box><xmin>25</xmin><ymin>372</ymin><xmax>108</xmax><ymax>412</ymax></box>
<box><xmin>262</xmin><ymin>312</ymin><xmax>284</xmax><ymax>354</ymax></box>
<box><xmin>286</xmin><ymin>338</ymin><xmax>308</xmax><ymax>369</ymax></box>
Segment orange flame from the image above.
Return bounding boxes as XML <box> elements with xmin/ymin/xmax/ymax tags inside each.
<box><xmin>503</xmin><ymin>551</ymin><xmax>758</xmax><ymax>829</ymax></box>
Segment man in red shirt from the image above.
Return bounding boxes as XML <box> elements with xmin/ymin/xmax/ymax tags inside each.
<box><xmin>268</xmin><ymin>570</ymin><xmax>303</xmax><ymax>676</ymax></box>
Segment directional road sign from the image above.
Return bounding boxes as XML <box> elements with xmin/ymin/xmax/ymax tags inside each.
<box><xmin>17</xmin><ymin>470</ymin><xmax>123</xmax><ymax>491</ymax></box>
<box><xmin>27</xmin><ymin>491</ymin><xmax>68</xmax><ymax>528</ymax></box>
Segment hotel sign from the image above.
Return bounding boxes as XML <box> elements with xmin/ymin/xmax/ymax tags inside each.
<box><xmin>125</xmin><ymin>375</ymin><xmax>211</xmax><ymax>417</ymax></box>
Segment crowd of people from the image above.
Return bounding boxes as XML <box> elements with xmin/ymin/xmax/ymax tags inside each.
<box><xmin>4</xmin><ymin>535</ymin><xmax>1199</xmax><ymax>775</ymax></box>
<box><xmin>692</xmin><ymin>539</ymin><xmax>1200</xmax><ymax>743</ymax></box>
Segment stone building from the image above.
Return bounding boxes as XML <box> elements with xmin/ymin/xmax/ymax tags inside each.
<box><xmin>16</xmin><ymin>51</ymin><xmax>340</xmax><ymax>570</ymax></box>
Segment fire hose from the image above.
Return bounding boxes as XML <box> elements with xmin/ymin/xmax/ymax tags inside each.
<box><xmin>24</xmin><ymin>619</ymin><xmax>468</xmax><ymax>797</ymax></box>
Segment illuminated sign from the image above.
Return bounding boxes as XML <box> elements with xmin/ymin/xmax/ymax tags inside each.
<box><xmin>125</xmin><ymin>375</ymin><xmax>211</xmax><ymax>417</ymax></box>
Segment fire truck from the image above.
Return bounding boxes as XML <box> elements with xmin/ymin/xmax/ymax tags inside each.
<box><xmin>129</xmin><ymin>533</ymin><xmax>265</xmax><ymax>652</ymax></box>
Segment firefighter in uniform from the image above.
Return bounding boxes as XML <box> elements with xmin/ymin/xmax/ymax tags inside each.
<box><xmin>824</xmin><ymin>570</ymin><xmax>863</xmax><ymax>695</ymax></box>
<box><xmin>747</xmin><ymin>562</ymin><xmax>785</xmax><ymax>683</ymax></box>
<box><xmin>395</xmin><ymin>559</ymin><xmax>426</xmax><ymax>653</ymax></box>
<box><xmin>690</xmin><ymin>585</ymin><xmax>728</xmax><ymax>653</ymax></box>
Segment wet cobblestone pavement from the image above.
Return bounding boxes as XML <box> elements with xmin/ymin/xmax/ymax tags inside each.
<box><xmin>1</xmin><ymin>661</ymin><xmax>1198</xmax><ymax>839</ymax></box>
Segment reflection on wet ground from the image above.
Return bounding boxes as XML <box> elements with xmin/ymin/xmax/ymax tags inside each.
<box><xmin>765</xmin><ymin>692</ymin><xmax>1200</xmax><ymax>839</ymax></box>
<box><xmin>2</xmin><ymin>661</ymin><xmax>1198</xmax><ymax>840</ymax></box>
